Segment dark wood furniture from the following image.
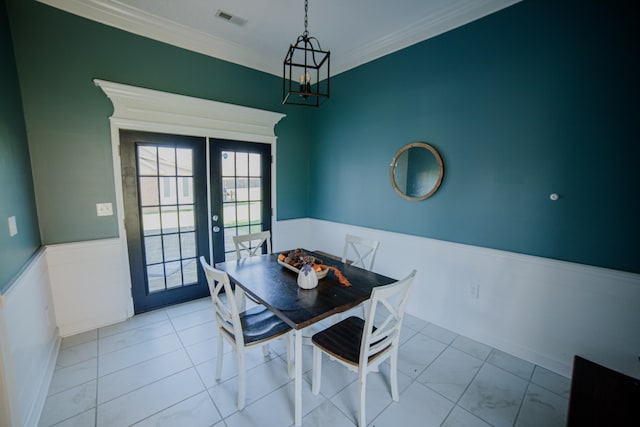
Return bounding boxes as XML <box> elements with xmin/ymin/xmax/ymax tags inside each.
<box><xmin>216</xmin><ymin>250</ymin><xmax>396</xmax><ymax>426</ymax></box>
<box><xmin>567</xmin><ymin>355</ymin><xmax>640</xmax><ymax>426</ymax></box>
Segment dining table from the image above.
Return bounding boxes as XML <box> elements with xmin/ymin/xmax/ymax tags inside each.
<box><xmin>215</xmin><ymin>249</ymin><xmax>396</xmax><ymax>426</ymax></box>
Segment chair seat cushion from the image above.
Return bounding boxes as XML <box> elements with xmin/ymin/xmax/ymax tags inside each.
<box><xmin>312</xmin><ymin>316</ymin><xmax>380</xmax><ymax>365</ymax></box>
<box><xmin>240</xmin><ymin>305</ymin><xmax>291</xmax><ymax>345</ymax></box>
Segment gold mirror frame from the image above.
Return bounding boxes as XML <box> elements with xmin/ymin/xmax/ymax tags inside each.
<box><xmin>390</xmin><ymin>142</ymin><xmax>444</xmax><ymax>201</ymax></box>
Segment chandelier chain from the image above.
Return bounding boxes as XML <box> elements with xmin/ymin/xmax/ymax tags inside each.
<box><xmin>303</xmin><ymin>0</ymin><xmax>309</xmax><ymax>36</ymax></box>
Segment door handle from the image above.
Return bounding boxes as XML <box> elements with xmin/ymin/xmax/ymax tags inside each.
<box><xmin>213</xmin><ymin>226</ymin><xmax>221</xmax><ymax>233</ymax></box>
<box><xmin>212</xmin><ymin>214</ymin><xmax>219</xmax><ymax>222</ymax></box>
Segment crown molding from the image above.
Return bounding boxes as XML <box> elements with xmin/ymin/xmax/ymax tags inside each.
<box><xmin>38</xmin><ymin>0</ymin><xmax>281</xmax><ymax>76</ymax></box>
<box><xmin>38</xmin><ymin>0</ymin><xmax>520</xmax><ymax>77</ymax></box>
<box><xmin>334</xmin><ymin>0</ymin><xmax>521</xmax><ymax>75</ymax></box>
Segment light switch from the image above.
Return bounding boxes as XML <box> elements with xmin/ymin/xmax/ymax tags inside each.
<box><xmin>8</xmin><ymin>216</ymin><xmax>18</xmax><ymax>236</ymax></box>
<box><xmin>96</xmin><ymin>202</ymin><xmax>114</xmax><ymax>216</ymax></box>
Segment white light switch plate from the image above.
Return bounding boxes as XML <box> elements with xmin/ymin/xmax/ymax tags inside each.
<box><xmin>96</xmin><ymin>202</ymin><xmax>114</xmax><ymax>216</ymax></box>
<box><xmin>8</xmin><ymin>216</ymin><xmax>18</xmax><ymax>236</ymax></box>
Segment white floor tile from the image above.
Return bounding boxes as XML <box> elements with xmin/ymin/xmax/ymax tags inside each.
<box><xmin>48</xmin><ymin>408</ymin><xmax>96</xmax><ymax>427</ymax></box>
<box><xmin>458</xmin><ymin>363</ymin><xmax>529</xmax><ymax>427</ymax></box>
<box><xmin>56</xmin><ymin>341</ymin><xmax>98</xmax><ymax>368</ymax></box>
<box><xmin>417</xmin><ymin>346</ymin><xmax>483</xmax><ymax>402</ymax></box>
<box><xmin>99</xmin><ymin>310</ymin><xmax>168</xmax><ymax>338</ymax></box>
<box><xmin>98</xmin><ymin>349</ymin><xmax>193</xmax><ymax>404</ymax></box>
<box><xmin>185</xmin><ymin>336</ymin><xmax>222</xmax><ymax>365</ymax></box>
<box><xmin>442</xmin><ymin>406</ymin><xmax>492</xmax><ymax>427</ymax></box>
<box><xmin>451</xmin><ymin>335</ymin><xmax>493</xmax><ymax>361</ymax></box>
<box><xmin>515</xmin><ymin>383</ymin><xmax>568</xmax><ymax>427</ymax></box>
<box><xmin>403</xmin><ymin>313</ymin><xmax>429</xmax><ymax>332</ymax></box>
<box><xmin>39</xmin><ymin>380</ymin><xmax>97</xmax><ymax>427</ymax></box>
<box><xmin>132</xmin><ymin>391</ymin><xmax>221</xmax><ymax>427</ymax></box>
<box><xmin>177</xmin><ymin>319</ymin><xmax>218</xmax><ymax>347</ymax></box>
<box><xmin>329</xmin><ymin>364</ymin><xmax>412</xmax><ymax>425</ymax></box>
<box><xmin>195</xmin><ymin>345</ymin><xmax>278</xmax><ymax>389</ymax></box>
<box><xmin>165</xmin><ymin>297</ymin><xmax>211</xmax><ymax>319</ymax></box>
<box><xmin>169</xmin><ymin>307</ymin><xmax>215</xmax><ymax>331</ymax></box>
<box><xmin>372</xmin><ymin>381</ymin><xmax>454</xmax><ymax>427</ymax></box>
<box><xmin>486</xmin><ymin>348</ymin><xmax>535</xmax><ymax>381</ymax></box>
<box><xmin>98</xmin><ymin>333</ymin><xmax>183</xmax><ymax>376</ymax></box>
<box><xmin>206</xmin><ymin>357</ymin><xmax>292</xmax><ymax>418</ymax></box>
<box><xmin>301</xmin><ymin>400</ymin><xmax>355</xmax><ymax>427</ymax></box>
<box><xmin>98</xmin><ymin>319</ymin><xmax>175</xmax><ymax>355</ymax></box>
<box><xmin>60</xmin><ymin>330</ymin><xmax>97</xmax><ymax>350</ymax></box>
<box><xmin>422</xmin><ymin>323</ymin><xmax>459</xmax><ymax>345</ymax></box>
<box><xmin>530</xmin><ymin>366</ymin><xmax>571</xmax><ymax>399</ymax></box>
<box><xmin>397</xmin><ymin>332</ymin><xmax>447</xmax><ymax>379</ymax></box>
<box><xmin>48</xmin><ymin>358</ymin><xmax>98</xmax><ymax>396</ymax></box>
<box><xmin>96</xmin><ymin>368</ymin><xmax>205</xmax><ymax>427</ymax></box>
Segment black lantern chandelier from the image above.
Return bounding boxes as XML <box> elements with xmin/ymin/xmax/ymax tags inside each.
<box><xmin>282</xmin><ymin>0</ymin><xmax>330</xmax><ymax>106</ymax></box>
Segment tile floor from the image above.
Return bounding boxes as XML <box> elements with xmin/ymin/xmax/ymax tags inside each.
<box><xmin>39</xmin><ymin>297</ymin><xmax>570</xmax><ymax>427</ymax></box>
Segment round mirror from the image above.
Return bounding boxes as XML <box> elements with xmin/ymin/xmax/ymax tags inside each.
<box><xmin>390</xmin><ymin>142</ymin><xmax>444</xmax><ymax>201</ymax></box>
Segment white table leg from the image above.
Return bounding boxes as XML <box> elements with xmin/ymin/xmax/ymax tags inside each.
<box><xmin>294</xmin><ymin>329</ymin><xmax>303</xmax><ymax>426</ymax></box>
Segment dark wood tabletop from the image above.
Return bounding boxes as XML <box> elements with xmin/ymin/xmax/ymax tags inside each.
<box><xmin>216</xmin><ymin>250</ymin><xmax>396</xmax><ymax>330</ymax></box>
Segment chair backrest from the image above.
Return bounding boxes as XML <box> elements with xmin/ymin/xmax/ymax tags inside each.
<box><xmin>342</xmin><ymin>234</ymin><xmax>380</xmax><ymax>271</ymax></box>
<box><xmin>360</xmin><ymin>270</ymin><xmax>416</xmax><ymax>367</ymax></box>
<box><xmin>199</xmin><ymin>256</ymin><xmax>245</xmax><ymax>347</ymax></box>
<box><xmin>232</xmin><ymin>230</ymin><xmax>272</xmax><ymax>259</ymax></box>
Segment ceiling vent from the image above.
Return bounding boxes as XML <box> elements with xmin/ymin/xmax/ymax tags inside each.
<box><xmin>215</xmin><ymin>10</ymin><xmax>247</xmax><ymax>26</ymax></box>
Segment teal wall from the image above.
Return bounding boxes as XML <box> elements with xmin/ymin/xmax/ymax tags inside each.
<box><xmin>4</xmin><ymin>0</ymin><xmax>639</xmax><ymax>278</ymax></box>
<box><xmin>5</xmin><ymin>0</ymin><xmax>311</xmax><ymax>246</ymax></box>
<box><xmin>0</xmin><ymin>0</ymin><xmax>41</xmax><ymax>292</ymax></box>
<box><xmin>309</xmin><ymin>0</ymin><xmax>639</xmax><ymax>273</ymax></box>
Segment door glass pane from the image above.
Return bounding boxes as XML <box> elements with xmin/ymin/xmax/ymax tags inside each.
<box><xmin>178</xmin><ymin>207</ymin><xmax>194</xmax><ymax>232</ymax></box>
<box><xmin>163</xmin><ymin>234</ymin><xmax>180</xmax><ymax>261</ymax></box>
<box><xmin>249</xmin><ymin>153</ymin><xmax>261</xmax><ymax>176</ymax></box>
<box><xmin>141</xmin><ymin>207</ymin><xmax>161</xmax><ymax>236</ymax></box>
<box><xmin>177</xmin><ymin>177</ymin><xmax>193</xmax><ymax>204</ymax></box>
<box><xmin>160</xmin><ymin>177</ymin><xmax>177</xmax><ymax>205</ymax></box>
<box><xmin>161</xmin><ymin>207</ymin><xmax>178</xmax><ymax>233</ymax></box>
<box><xmin>222</xmin><ymin>178</ymin><xmax>235</xmax><ymax>202</ymax></box>
<box><xmin>181</xmin><ymin>232</ymin><xmax>196</xmax><ymax>258</ymax></box>
<box><xmin>147</xmin><ymin>265</ymin><xmax>165</xmax><ymax>292</ymax></box>
<box><xmin>224</xmin><ymin>227</ymin><xmax>237</xmax><ymax>253</ymax></box>
<box><xmin>139</xmin><ymin>177</ymin><xmax>159</xmax><ymax>206</ymax></box>
<box><xmin>236</xmin><ymin>204</ymin><xmax>249</xmax><ymax>227</ymax></box>
<box><xmin>165</xmin><ymin>261</ymin><xmax>182</xmax><ymax>288</ymax></box>
<box><xmin>144</xmin><ymin>236</ymin><xmax>163</xmax><ymax>264</ymax></box>
<box><xmin>221</xmin><ymin>151</ymin><xmax>235</xmax><ymax>176</ymax></box>
<box><xmin>223</xmin><ymin>203</ymin><xmax>236</xmax><ymax>227</ymax></box>
<box><xmin>138</xmin><ymin>146</ymin><xmax>158</xmax><ymax>175</ymax></box>
<box><xmin>182</xmin><ymin>259</ymin><xmax>197</xmax><ymax>284</ymax></box>
<box><xmin>158</xmin><ymin>147</ymin><xmax>176</xmax><ymax>176</ymax></box>
<box><xmin>249</xmin><ymin>201</ymin><xmax>262</xmax><ymax>223</ymax></box>
<box><xmin>236</xmin><ymin>152</ymin><xmax>248</xmax><ymax>176</ymax></box>
<box><xmin>249</xmin><ymin>178</ymin><xmax>261</xmax><ymax>200</ymax></box>
<box><xmin>236</xmin><ymin>180</ymin><xmax>249</xmax><ymax>202</ymax></box>
<box><xmin>176</xmin><ymin>148</ymin><xmax>193</xmax><ymax>175</ymax></box>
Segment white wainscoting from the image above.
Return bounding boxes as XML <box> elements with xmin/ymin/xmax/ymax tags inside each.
<box><xmin>276</xmin><ymin>218</ymin><xmax>640</xmax><ymax>379</ymax></box>
<box><xmin>0</xmin><ymin>248</ymin><xmax>58</xmax><ymax>427</ymax></box>
<box><xmin>46</xmin><ymin>238</ymin><xmax>133</xmax><ymax>337</ymax></box>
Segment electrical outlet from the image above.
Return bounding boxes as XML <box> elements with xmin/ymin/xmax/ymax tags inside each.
<box><xmin>8</xmin><ymin>216</ymin><xmax>18</xmax><ymax>236</ymax></box>
<box><xmin>96</xmin><ymin>202</ymin><xmax>113</xmax><ymax>216</ymax></box>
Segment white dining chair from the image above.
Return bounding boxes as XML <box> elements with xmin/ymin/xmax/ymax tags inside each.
<box><xmin>311</xmin><ymin>270</ymin><xmax>416</xmax><ymax>427</ymax></box>
<box><xmin>199</xmin><ymin>256</ymin><xmax>292</xmax><ymax>410</ymax></box>
<box><xmin>232</xmin><ymin>230</ymin><xmax>272</xmax><ymax>259</ymax></box>
<box><xmin>342</xmin><ymin>234</ymin><xmax>380</xmax><ymax>271</ymax></box>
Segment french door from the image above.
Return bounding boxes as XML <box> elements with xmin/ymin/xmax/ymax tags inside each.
<box><xmin>120</xmin><ymin>130</ymin><xmax>209</xmax><ymax>313</ymax></box>
<box><xmin>120</xmin><ymin>131</ymin><xmax>272</xmax><ymax>313</ymax></box>
<box><xmin>209</xmin><ymin>139</ymin><xmax>272</xmax><ymax>264</ymax></box>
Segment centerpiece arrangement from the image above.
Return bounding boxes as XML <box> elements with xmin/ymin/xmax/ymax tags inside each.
<box><xmin>278</xmin><ymin>248</ymin><xmax>351</xmax><ymax>289</ymax></box>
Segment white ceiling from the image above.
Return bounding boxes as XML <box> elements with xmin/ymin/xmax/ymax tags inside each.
<box><xmin>38</xmin><ymin>0</ymin><xmax>520</xmax><ymax>77</ymax></box>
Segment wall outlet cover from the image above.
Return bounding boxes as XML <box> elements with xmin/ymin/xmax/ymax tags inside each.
<box><xmin>8</xmin><ymin>216</ymin><xmax>18</xmax><ymax>236</ymax></box>
<box><xmin>96</xmin><ymin>202</ymin><xmax>114</xmax><ymax>216</ymax></box>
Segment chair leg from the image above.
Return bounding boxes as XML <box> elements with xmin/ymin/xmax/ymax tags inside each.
<box><xmin>262</xmin><ymin>343</ymin><xmax>270</xmax><ymax>357</ymax></box>
<box><xmin>237</xmin><ymin>348</ymin><xmax>246</xmax><ymax>410</ymax></box>
<box><xmin>311</xmin><ymin>346</ymin><xmax>321</xmax><ymax>395</ymax></box>
<box><xmin>358</xmin><ymin>370</ymin><xmax>367</xmax><ymax>427</ymax></box>
<box><xmin>390</xmin><ymin>349</ymin><xmax>399</xmax><ymax>401</ymax></box>
<box><xmin>216</xmin><ymin>331</ymin><xmax>224</xmax><ymax>381</ymax></box>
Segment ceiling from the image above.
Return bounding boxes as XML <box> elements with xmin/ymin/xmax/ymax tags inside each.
<box><xmin>38</xmin><ymin>0</ymin><xmax>520</xmax><ymax>77</ymax></box>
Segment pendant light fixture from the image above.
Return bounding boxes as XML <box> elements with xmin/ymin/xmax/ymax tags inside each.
<box><xmin>283</xmin><ymin>0</ymin><xmax>330</xmax><ymax>106</ymax></box>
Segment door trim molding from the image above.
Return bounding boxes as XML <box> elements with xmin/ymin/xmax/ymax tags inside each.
<box><xmin>94</xmin><ymin>79</ymin><xmax>286</xmax><ymax>315</ymax></box>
